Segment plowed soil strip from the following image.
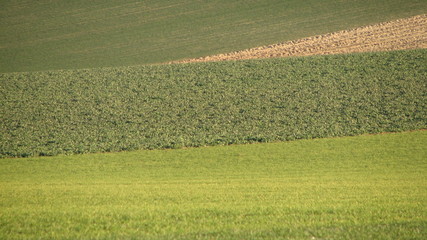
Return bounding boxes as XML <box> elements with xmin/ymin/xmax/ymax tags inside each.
<box><xmin>172</xmin><ymin>14</ymin><xmax>427</xmax><ymax>63</ymax></box>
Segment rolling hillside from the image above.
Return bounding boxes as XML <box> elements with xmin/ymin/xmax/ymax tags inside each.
<box><xmin>1</xmin><ymin>1</ymin><xmax>427</xmax><ymax>239</ymax></box>
<box><xmin>1</xmin><ymin>0</ymin><xmax>426</xmax><ymax>72</ymax></box>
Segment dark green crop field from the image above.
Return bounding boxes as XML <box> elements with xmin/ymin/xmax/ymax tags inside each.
<box><xmin>1</xmin><ymin>0</ymin><xmax>426</xmax><ymax>72</ymax></box>
<box><xmin>1</xmin><ymin>131</ymin><xmax>426</xmax><ymax>239</ymax></box>
<box><xmin>1</xmin><ymin>50</ymin><xmax>426</xmax><ymax>158</ymax></box>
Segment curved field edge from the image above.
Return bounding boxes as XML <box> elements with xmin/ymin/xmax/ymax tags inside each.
<box><xmin>1</xmin><ymin>0</ymin><xmax>427</xmax><ymax>72</ymax></box>
<box><xmin>0</xmin><ymin>131</ymin><xmax>426</xmax><ymax>239</ymax></box>
<box><xmin>173</xmin><ymin>14</ymin><xmax>427</xmax><ymax>64</ymax></box>
<box><xmin>1</xmin><ymin>49</ymin><xmax>426</xmax><ymax>158</ymax></box>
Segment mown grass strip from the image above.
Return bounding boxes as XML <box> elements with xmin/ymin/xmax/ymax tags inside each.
<box><xmin>0</xmin><ymin>131</ymin><xmax>426</xmax><ymax>239</ymax></box>
<box><xmin>1</xmin><ymin>49</ymin><xmax>426</xmax><ymax>158</ymax></box>
<box><xmin>1</xmin><ymin>0</ymin><xmax>426</xmax><ymax>72</ymax></box>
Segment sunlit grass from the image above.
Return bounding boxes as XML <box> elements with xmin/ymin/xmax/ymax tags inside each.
<box><xmin>1</xmin><ymin>130</ymin><xmax>425</xmax><ymax>239</ymax></box>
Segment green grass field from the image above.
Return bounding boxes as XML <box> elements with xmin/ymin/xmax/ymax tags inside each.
<box><xmin>1</xmin><ymin>0</ymin><xmax>426</xmax><ymax>72</ymax></box>
<box><xmin>0</xmin><ymin>130</ymin><xmax>426</xmax><ymax>239</ymax></box>
<box><xmin>1</xmin><ymin>50</ymin><xmax>426</xmax><ymax>158</ymax></box>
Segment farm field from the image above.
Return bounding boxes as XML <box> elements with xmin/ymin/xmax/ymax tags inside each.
<box><xmin>1</xmin><ymin>0</ymin><xmax>427</xmax><ymax>239</ymax></box>
<box><xmin>1</xmin><ymin>50</ymin><xmax>426</xmax><ymax>158</ymax></box>
<box><xmin>0</xmin><ymin>130</ymin><xmax>426</xmax><ymax>239</ymax></box>
<box><xmin>1</xmin><ymin>0</ymin><xmax>427</xmax><ymax>72</ymax></box>
<box><xmin>175</xmin><ymin>14</ymin><xmax>427</xmax><ymax>63</ymax></box>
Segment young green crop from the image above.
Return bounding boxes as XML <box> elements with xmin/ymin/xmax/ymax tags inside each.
<box><xmin>1</xmin><ymin>50</ymin><xmax>426</xmax><ymax>158</ymax></box>
<box><xmin>0</xmin><ymin>0</ymin><xmax>426</xmax><ymax>72</ymax></box>
<box><xmin>0</xmin><ymin>131</ymin><xmax>426</xmax><ymax>239</ymax></box>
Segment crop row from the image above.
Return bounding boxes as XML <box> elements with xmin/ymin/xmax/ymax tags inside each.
<box><xmin>1</xmin><ymin>50</ymin><xmax>426</xmax><ymax>157</ymax></box>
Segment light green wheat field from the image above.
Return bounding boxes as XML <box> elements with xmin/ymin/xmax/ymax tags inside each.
<box><xmin>1</xmin><ymin>131</ymin><xmax>426</xmax><ymax>239</ymax></box>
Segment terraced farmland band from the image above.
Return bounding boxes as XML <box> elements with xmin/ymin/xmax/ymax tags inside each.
<box><xmin>1</xmin><ymin>50</ymin><xmax>426</xmax><ymax>158</ymax></box>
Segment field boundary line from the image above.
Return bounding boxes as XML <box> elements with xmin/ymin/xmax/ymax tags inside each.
<box><xmin>170</xmin><ymin>14</ymin><xmax>427</xmax><ymax>64</ymax></box>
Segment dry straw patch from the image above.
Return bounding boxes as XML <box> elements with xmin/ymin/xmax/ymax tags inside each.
<box><xmin>172</xmin><ymin>14</ymin><xmax>427</xmax><ymax>63</ymax></box>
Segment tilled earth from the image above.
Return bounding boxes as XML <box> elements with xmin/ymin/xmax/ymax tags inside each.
<box><xmin>172</xmin><ymin>14</ymin><xmax>427</xmax><ymax>63</ymax></box>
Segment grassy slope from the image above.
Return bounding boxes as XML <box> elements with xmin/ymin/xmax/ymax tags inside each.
<box><xmin>0</xmin><ymin>130</ymin><xmax>426</xmax><ymax>239</ymax></box>
<box><xmin>1</xmin><ymin>49</ymin><xmax>426</xmax><ymax>158</ymax></box>
<box><xmin>1</xmin><ymin>0</ymin><xmax>426</xmax><ymax>72</ymax></box>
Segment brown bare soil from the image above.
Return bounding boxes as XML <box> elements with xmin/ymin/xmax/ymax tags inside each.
<box><xmin>171</xmin><ymin>14</ymin><xmax>427</xmax><ymax>63</ymax></box>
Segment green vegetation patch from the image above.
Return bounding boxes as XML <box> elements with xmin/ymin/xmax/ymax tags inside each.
<box><xmin>0</xmin><ymin>131</ymin><xmax>426</xmax><ymax>239</ymax></box>
<box><xmin>1</xmin><ymin>50</ymin><xmax>426</xmax><ymax>158</ymax></box>
<box><xmin>1</xmin><ymin>0</ymin><xmax>426</xmax><ymax>72</ymax></box>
